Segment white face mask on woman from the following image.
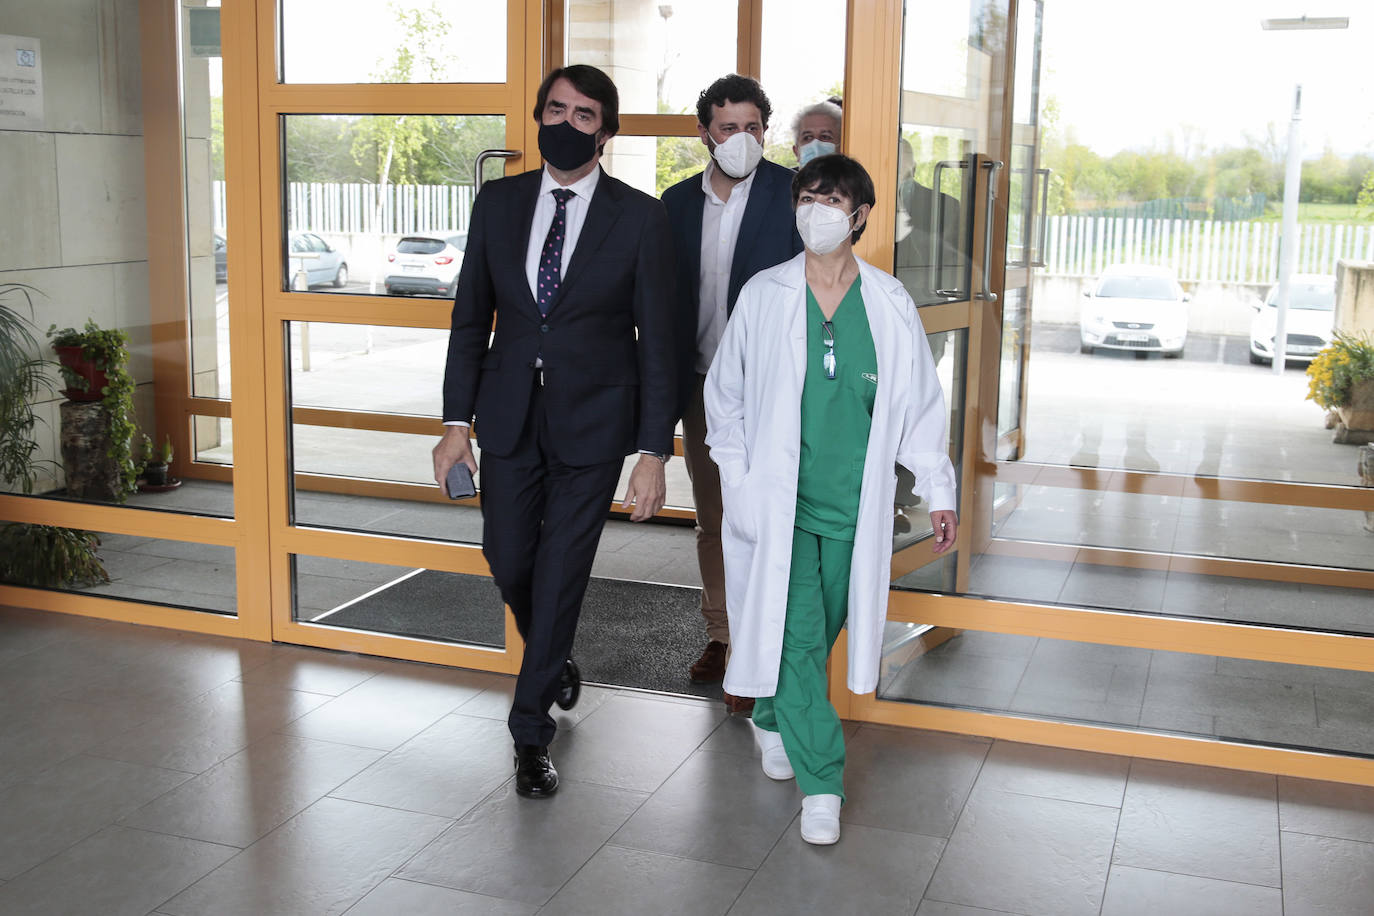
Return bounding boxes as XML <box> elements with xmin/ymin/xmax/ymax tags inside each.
<box><xmin>711</xmin><ymin>131</ymin><xmax>764</xmax><ymax>179</ymax></box>
<box><xmin>795</xmin><ymin>202</ymin><xmax>855</xmax><ymax>255</ymax></box>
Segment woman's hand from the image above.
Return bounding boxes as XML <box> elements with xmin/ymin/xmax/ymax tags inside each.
<box><xmin>930</xmin><ymin>510</ymin><xmax>958</xmax><ymax>554</ymax></box>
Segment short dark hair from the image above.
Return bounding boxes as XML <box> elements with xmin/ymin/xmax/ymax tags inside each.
<box><xmin>532</xmin><ymin>65</ymin><xmax>620</xmax><ymax>140</ymax></box>
<box><xmin>791</xmin><ymin>154</ymin><xmax>877</xmax><ymax>243</ymax></box>
<box><xmin>696</xmin><ymin>74</ymin><xmax>772</xmax><ymax>129</ymax></box>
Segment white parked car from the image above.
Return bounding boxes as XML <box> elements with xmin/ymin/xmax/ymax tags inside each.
<box><xmin>287</xmin><ymin>232</ymin><xmax>349</xmax><ymax>288</ymax></box>
<box><xmin>1248</xmin><ymin>273</ymin><xmax>1335</xmax><ymax>365</ymax></box>
<box><xmin>384</xmin><ymin>232</ymin><xmax>467</xmax><ymax>297</ymax></box>
<box><xmin>1079</xmin><ymin>263</ymin><xmax>1189</xmax><ymax>358</ymax></box>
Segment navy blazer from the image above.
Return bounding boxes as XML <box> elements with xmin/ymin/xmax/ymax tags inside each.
<box><xmin>442</xmin><ymin>167</ymin><xmax>677</xmax><ymax>466</ymax></box>
<box><xmin>661</xmin><ymin>158</ymin><xmax>804</xmax><ymax>418</ymax></box>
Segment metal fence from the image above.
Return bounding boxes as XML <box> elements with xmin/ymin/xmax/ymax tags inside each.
<box><xmin>214</xmin><ymin>181</ymin><xmax>476</xmax><ymax>235</ymax></box>
<box><xmin>213</xmin><ymin>184</ymin><xmax>1374</xmax><ymax>286</ymax></box>
<box><xmin>1045</xmin><ymin>215</ymin><xmax>1374</xmax><ymax>284</ymax></box>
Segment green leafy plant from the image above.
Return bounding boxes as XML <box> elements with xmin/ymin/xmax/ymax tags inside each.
<box><xmin>0</xmin><ymin>523</ymin><xmax>109</xmax><ymax>588</ymax></box>
<box><xmin>1306</xmin><ymin>332</ymin><xmax>1374</xmax><ymax>410</ymax></box>
<box><xmin>47</xmin><ymin>320</ymin><xmax>138</xmax><ymax>499</ymax></box>
<box><xmin>0</xmin><ymin>285</ymin><xmax>109</xmax><ymax>587</ymax></box>
<box><xmin>0</xmin><ymin>284</ymin><xmax>54</xmax><ymax>493</ymax></box>
<box><xmin>138</xmin><ymin>432</ymin><xmax>154</xmax><ymax>471</ymax></box>
<box><xmin>158</xmin><ymin>434</ymin><xmax>174</xmax><ymax>465</ymax></box>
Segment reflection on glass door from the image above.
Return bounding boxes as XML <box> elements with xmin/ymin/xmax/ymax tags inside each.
<box><xmin>894</xmin><ymin>0</ymin><xmax>1012</xmax><ymax>307</ymax></box>
<box><xmin>888</xmin><ymin>0</ymin><xmax>1011</xmax><ymax>593</ymax></box>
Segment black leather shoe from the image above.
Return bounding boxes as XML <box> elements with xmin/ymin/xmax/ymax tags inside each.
<box><xmin>555</xmin><ymin>657</ymin><xmax>581</xmax><ymax>710</ymax></box>
<box><xmin>514</xmin><ymin>744</ymin><xmax>558</xmax><ymax>797</ymax></box>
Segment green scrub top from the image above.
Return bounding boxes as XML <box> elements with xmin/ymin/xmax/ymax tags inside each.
<box><xmin>794</xmin><ymin>275</ymin><xmax>878</xmax><ymax>540</ymax></box>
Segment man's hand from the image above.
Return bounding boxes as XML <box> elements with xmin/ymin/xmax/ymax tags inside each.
<box><xmin>930</xmin><ymin>509</ymin><xmax>958</xmax><ymax>554</ymax></box>
<box><xmin>622</xmin><ymin>454</ymin><xmax>667</xmax><ymax>522</ymax></box>
<box><xmin>432</xmin><ymin>426</ymin><xmax>478</xmax><ymax>497</ymax></box>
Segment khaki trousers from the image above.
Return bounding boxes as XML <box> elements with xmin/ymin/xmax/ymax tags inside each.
<box><xmin>681</xmin><ymin>374</ymin><xmax>730</xmax><ymax>644</ymax></box>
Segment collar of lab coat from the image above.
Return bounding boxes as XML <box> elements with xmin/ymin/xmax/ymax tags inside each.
<box><xmin>770</xmin><ymin>252</ymin><xmax>912</xmax><ymax>378</ymax></box>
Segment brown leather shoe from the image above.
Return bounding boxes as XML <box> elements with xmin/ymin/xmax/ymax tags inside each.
<box><xmin>689</xmin><ymin>640</ymin><xmax>728</xmax><ymax>683</ymax></box>
<box><xmin>723</xmin><ymin>691</ymin><xmax>755</xmax><ymax>715</ymax></box>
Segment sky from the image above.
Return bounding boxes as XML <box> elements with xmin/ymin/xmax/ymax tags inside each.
<box><xmin>220</xmin><ymin>1</ymin><xmax>1369</xmax><ymax>158</ymax></box>
<box><xmin>1041</xmin><ymin>1</ymin><xmax>1371</xmax><ymax>156</ymax></box>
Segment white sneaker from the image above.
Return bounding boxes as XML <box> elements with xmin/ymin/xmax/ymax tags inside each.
<box><xmin>800</xmin><ymin>794</ymin><xmax>842</xmax><ymax>845</ymax></box>
<box><xmin>749</xmin><ymin>720</ymin><xmax>794</xmax><ymax>780</ymax></box>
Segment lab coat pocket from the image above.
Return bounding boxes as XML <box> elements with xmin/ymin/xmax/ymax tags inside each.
<box><xmin>720</xmin><ymin>471</ymin><xmax>758</xmax><ymax>544</ymax></box>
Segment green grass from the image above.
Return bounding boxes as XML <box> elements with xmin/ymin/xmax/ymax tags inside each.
<box><xmin>1257</xmin><ymin>202</ymin><xmax>1373</xmax><ymax>223</ymax></box>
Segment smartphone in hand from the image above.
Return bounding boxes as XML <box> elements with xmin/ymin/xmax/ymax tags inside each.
<box><xmin>445</xmin><ymin>463</ymin><xmax>476</xmax><ymax>499</ymax></box>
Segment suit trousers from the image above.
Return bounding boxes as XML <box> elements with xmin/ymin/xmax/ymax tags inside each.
<box><xmin>479</xmin><ymin>382</ymin><xmax>623</xmax><ymax>747</ymax></box>
<box><xmin>680</xmin><ymin>374</ymin><xmax>730</xmax><ymax>645</ymax></box>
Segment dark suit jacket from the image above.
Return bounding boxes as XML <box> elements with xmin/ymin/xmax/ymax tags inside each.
<box><xmin>661</xmin><ymin>158</ymin><xmax>803</xmax><ymax>419</ymax></box>
<box><xmin>442</xmin><ymin>167</ymin><xmax>676</xmax><ymax>467</ymax></box>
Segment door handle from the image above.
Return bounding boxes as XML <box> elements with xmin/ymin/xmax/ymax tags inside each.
<box><xmin>474</xmin><ymin>149</ymin><xmax>521</xmax><ymax>193</ymax></box>
<box><xmin>975</xmin><ymin>159</ymin><xmax>1003</xmax><ymax>302</ymax></box>
<box><xmin>1031</xmin><ymin>167</ymin><xmax>1051</xmax><ymax>267</ymax></box>
<box><xmin>930</xmin><ymin>159</ymin><xmax>970</xmax><ymax>299</ymax></box>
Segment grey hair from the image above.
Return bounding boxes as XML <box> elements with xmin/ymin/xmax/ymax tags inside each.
<box><xmin>790</xmin><ymin>100</ymin><xmax>843</xmax><ymax>144</ymax></box>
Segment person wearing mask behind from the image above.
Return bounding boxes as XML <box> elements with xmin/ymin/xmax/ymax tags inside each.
<box><xmin>704</xmin><ymin>154</ymin><xmax>958</xmax><ymax>845</ymax></box>
<box><xmin>661</xmin><ymin>74</ymin><xmax>803</xmax><ymax>713</ymax></box>
<box><xmin>791</xmin><ymin>99</ymin><xmax>843</xmax><ymax>167</ymax></box>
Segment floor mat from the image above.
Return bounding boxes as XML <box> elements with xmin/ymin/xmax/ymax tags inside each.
<box><xmin>316</xmin><ymin>570</ymin><xmax>722</xmax><ymax>700</ymax></box>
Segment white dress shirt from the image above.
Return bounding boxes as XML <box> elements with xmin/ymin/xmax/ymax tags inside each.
<box><xmin>525</xmin><ymin>165</ymin><xmax>601</xmax><ymax>300</ymax></box>
<box><xmin>446</xmin><ymin>166</ymin><xmax>601</xmax><ymax>428</ymax></box>
<box><xmin>695</xmin><ymin>161</ymin><xmax>756</xmax><ymax>375</ymax></box>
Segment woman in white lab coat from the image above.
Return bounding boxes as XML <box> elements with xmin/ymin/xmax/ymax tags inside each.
<box><xmin>704</xmin><ymin>154</ymin><xmax>957</xmax><ymax>846</ymax></box>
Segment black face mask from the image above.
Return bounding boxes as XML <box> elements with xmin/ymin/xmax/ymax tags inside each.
<box><xmin>538</xmin><ymin>119</ymin><xmax>599</xmax><ymax>171</ymax></box>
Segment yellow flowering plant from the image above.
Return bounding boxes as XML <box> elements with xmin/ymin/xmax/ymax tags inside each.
<box><xmin>1306</xmin><ymin>331</ymin><xmax>1374</xmax><ymax>410</ymax></box>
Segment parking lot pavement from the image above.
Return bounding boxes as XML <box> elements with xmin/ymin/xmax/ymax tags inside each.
<box><xmin>1030</xmin><ymin>322</ymin><xmax>1292</xmax><ymax>371</ymax></box>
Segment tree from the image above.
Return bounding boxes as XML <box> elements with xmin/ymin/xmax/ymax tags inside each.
<box><xmin>1357</xmin><ymin>170</ymin><xmax>1374</xmax><ymax>220</ymax></box>
<box><xmin>351</xmin><ymin>2</ymin><xmax>456</xmax><ymax>234</ymax></box>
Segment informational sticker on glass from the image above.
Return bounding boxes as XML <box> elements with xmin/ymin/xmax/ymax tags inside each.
<box><xmin>0</xmin><ymin>36</ymin><xmax>43</xmax><ymax>129</ymax></box>
<box><xmin>188</xmin><ymin>8</ymin><xmax>221</xmax><ymax>58</ymax></box>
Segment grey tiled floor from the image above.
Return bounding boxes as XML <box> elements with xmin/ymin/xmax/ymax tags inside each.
<box><xmin>3</xmin><ymin>605</ymin><xmax>1373</xmax><ymax>914</ymax></box>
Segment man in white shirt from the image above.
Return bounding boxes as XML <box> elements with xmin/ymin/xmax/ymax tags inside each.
<box><xmin>661</xmin><ymin>74</ymin><xmax>803</xmax><ymax>712</ymax></box>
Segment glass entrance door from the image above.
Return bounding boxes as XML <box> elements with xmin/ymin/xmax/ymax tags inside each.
<box><xmin>243</xmin><ymin>0</ymin><xmax>534</xmax><ymax>671</ymax></box>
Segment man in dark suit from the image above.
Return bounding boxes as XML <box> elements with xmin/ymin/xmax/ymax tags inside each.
<box><xmin>661</xmin><ymin>74</ymin><xmax>803</xmax><ymax>712</ymax></box>
<box><xmin>433</xmin><ymin>65</ymin><xmax>676</xmax><ymax>798</ymax></box>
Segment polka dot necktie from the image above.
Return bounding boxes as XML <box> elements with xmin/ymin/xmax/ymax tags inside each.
<box><xmin>537</xmin><ymin>188</ymin><xmax>576</xmax><ymax>315</ymax></box>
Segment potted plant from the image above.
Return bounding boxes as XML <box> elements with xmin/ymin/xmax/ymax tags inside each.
<box><xmin>0</xmin><ymin>284</ymin><xmax>108</xmax><ymax>587</ymax></box>
<box><xmin>47</xmin><ymin>320</ymin><xmax>138</xmax><ymax>499</ymax></box>
<box><xmin>0</xmin><ymin>284</ymin><xmax>51</xmax><ymax>491</ymax></box>
<box><xmin>139</xmin><ymin>433</ymin><xmax>175</xmax><ymax>489</ymax></box>
<box><xmin>1306</xmin><ymin>331</ymin><xmax>1374</xmax><ymax>444</ymax></box>
<box><xmin>0</xmin><ymin>523</ymin><xmax>109</xmax><ymax>588</ymax></box>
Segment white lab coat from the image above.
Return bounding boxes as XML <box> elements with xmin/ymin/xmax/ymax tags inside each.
<box><xmin>704</xmin><ymin>252</ymin><xmax>957</xmax><ymax>697</ymax></box>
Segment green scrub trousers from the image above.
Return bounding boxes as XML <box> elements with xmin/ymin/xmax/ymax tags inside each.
<box><xmin>753</xmin><ymin>277</ymin><xmax>876</xmax><ymax>801</ymax></box>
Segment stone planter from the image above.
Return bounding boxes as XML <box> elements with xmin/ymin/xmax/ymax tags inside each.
<box><xmin>59</xmin><ymin>401</ymin><xmax>122</xmax><ymax>501</ymax></box>
<box><xmin>1333</xmin><ymin>378</ymin><xmax>1374</xmax><ymax>445</ymax></box>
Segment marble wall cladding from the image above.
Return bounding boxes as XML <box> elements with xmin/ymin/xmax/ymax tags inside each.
<box><xmin>0</xmin><ymin>133</ymin><xmax>62</xmax><ymax>271</ymax></box>
<box><xmin>0</xmin><ymin>1</ymin><xmax>154</xmax><ymax>495</ymax></box>
<box><xmin>55</xmin><ymin>133</ymin><xmax>148</xmax><ymax>265</ymax></box>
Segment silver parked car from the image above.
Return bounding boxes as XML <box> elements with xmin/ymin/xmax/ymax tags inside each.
<box><xmin>287</xmin><ymin>231</ymin><xmax>349</xmax><ymax>289</ymax></box>
<box><xmin>1079</xmin><ymin>263</ymin><xmax>1190</xmax><ymax>358</ymax></box>
<box><xmin>1248</xmin><ymin>274</ymin><xmax>1335</xmax><ymax>365</ymax></box>
<box><xmin>384</xmin><ymin>232</ymin><xmax>467</xmax><ymax>297</ymax></box>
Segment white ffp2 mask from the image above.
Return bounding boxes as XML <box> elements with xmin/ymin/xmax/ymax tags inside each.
<box><xmin>711</xmin><ymin>131</ymin><xmax>764</xmax><ymax>179</ymax></box>
<box><xmin>795</xmin><ymin>202</ymin><xmax>855</xmax><ymax>255</ymax></box>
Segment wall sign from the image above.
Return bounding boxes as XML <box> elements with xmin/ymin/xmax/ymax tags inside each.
<box><xmin>0</xmin><ymin>35</ymin><xmax>43</xmax><ymax>129</ymax></box>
